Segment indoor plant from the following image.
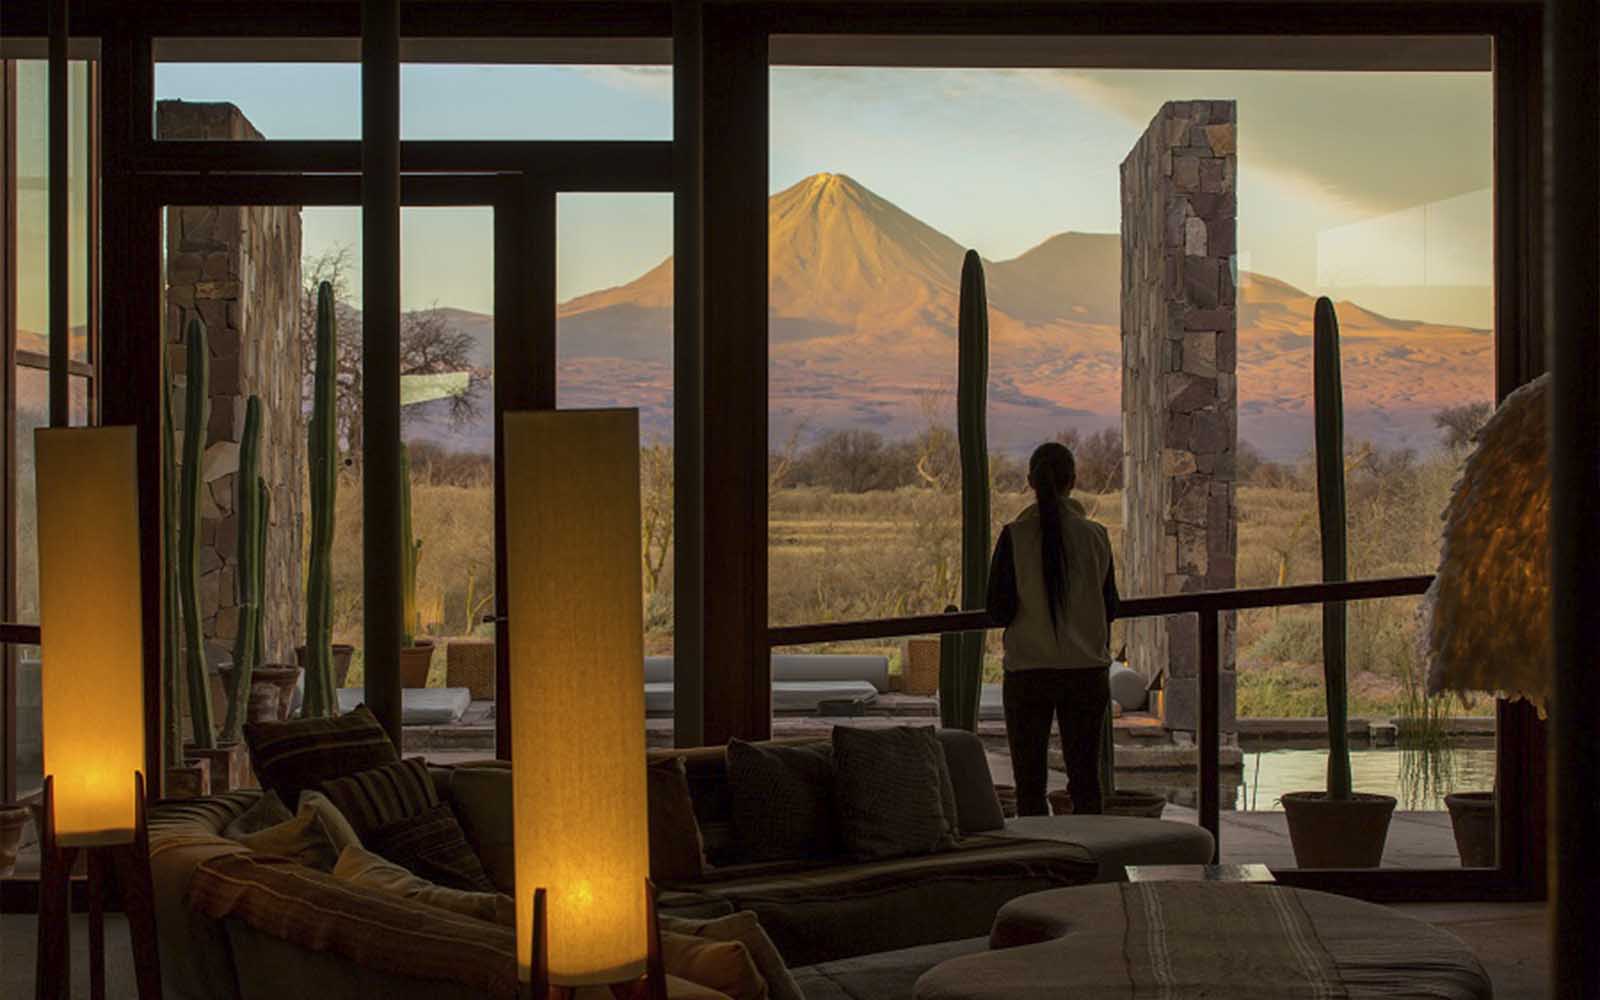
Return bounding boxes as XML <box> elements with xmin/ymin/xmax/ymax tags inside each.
<box><xmin>1280</xmin><ymin>298</ymin><xmax>1397</xmax><ymax>867</ymax></box>
<box><xmin>939</xmin><ymin>249</ymin><xmax>989</xmax><ymax>731</ymax></box>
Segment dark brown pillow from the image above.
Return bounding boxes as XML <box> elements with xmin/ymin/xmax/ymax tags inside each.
<box><xmin>244</xmin><ymin>704</ymin><xmax>399</xmax><ymax>808</ymax></box>
<box><xmin>727</xmin><ymin>740</ymin><xmax>835</xmax><ymax>862</ymax></box>
<box><xmin>649</xmin><ymin>757</ymin><xmax>709</xmax><ymax>883</ymax></box>
<box><xmin>831</xmin><ymin>726</ymin><xmax>959</xmax><ymax>860</ymax></box>
<box><xmin>318</xmin><ymin>757</ymin><xmax>439</xmax><ymax>840</ymax></box>
<box><xmin>368</xmin><ymin>802</ymin><xmax>495</xmax><ymax>893</ymax></box>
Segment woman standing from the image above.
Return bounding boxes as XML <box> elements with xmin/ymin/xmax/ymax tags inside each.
<box><xmin>986</xmin><ymin>441</ymin><xmax>1120</xmax><ymax>816</ymax></box>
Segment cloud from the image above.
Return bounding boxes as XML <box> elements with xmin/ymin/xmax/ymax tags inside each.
<box><xmin>576</xmin><ymin>65</ymin><xmax>672</xmax><ymax>96</ymax></box>
<box><xmin>1047</xmin><ymin>69</ymin><xmax>1492</xmax><ymax>217</ymax></box>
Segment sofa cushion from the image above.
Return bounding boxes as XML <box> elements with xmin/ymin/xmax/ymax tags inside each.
<box><xmin>244</xmin><ymin>704</ymin><xmax>400</xmax><ymax>808</ymax></box>
<box><xmin>681</xmin><ymin>835</ymin><xmax>1097</xmax><ymax>967</ymax></box>
<box><xmin>790</xmin><ymin>936</ymin><xmax>988</xmax><ymax>1000</ymax></box>
<box><xmin>230</xmin><ymin>796</ymin><xmax>347</xmax><ymax>872</ymax></box>
<box><xmin>334</xmin><ymin>845</ymin><xmax>514</xmax><ymax>926</ymax></box>
<box><xmin>188</xmin><ymin>851</ymin><xmax>518</xmax><ymax>998</ymax></box>
<box><xmin>651</xmin><ymin>756</ymin><xmax>710</xmax><ymax>882</ymax></box>
<box><xmin>728</xmin><ymin>739</ymin><xmax>835</xmax><ymax>862</ymax></box>
<box><xmin>223</xmin><ymin>789</ymin><xmax>295</xmax><ymax>838</ymax></box>
<box><xmin>661</xmin><ymin>931</ymin><xmax>769</xmax><ymax>1000</ymax></box>
<box><xmin>318</xmin><ymin>757</ymin><xmax>439</xmax><ymax>840</ymax></box>
<box><xmin>437</xmin><ymin>763</ymin><xmax>515</xmax><ymax>893</ymax></box>
<box><xmin>994</xmin><ymin>815</ymin><xmax>1216</xmax><ymax>881</ymax></box>
<box><xmin>662</xmin><ymin>911</ymin><xmax>806</xmax><ymax>1000</ymax></box>
<box><xmin>932</xmin><ymin>731</ymin><xmax>1005</xmax><ymax>834</ymax></box>
<box><xmin>832</xmin><ymin>726</ymin><xmax>959</xmax><ymax>860</ymax></box>
<box><xmin>367</xmin><ymin>802</ymin><xmax>495</xmax><ymax>892</ymax></box>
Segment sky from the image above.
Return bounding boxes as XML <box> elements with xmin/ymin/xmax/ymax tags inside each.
<box><xmin>150</xmin><ymin>59</ymin><xmax>1493</xmax><ymax>328</ymax></box>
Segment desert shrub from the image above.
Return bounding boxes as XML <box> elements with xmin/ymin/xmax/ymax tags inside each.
<box><xmin>1245</xmin><ymin>608</ymin><xmax>1322</xmax><ymax>665</ymax></box>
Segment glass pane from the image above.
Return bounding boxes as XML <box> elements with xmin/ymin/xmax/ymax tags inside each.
<box><xmin>153</xmin><ymin>44</ymin><xmax>671</xmax><ymax>140</ymax></box>
<box><xmin>15</xmin><ymin>366</ymin><xmax>48</xmax><ymax>801</ymax></box>
<box><xmin>556</xmin><ymin>193</ymin><xmax>673</xmax><ymax>745</ymax></box>
<box><xmin>15</xmin><ymin>60</ymin><xmax>92</xmax><ymax>362</ymax></box>
<box><xmin>767</xmin><ymin>55</ymin><xmax>1495</xmax><ymax>866</ymax></box>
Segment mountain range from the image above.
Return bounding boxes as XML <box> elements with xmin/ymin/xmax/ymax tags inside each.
<box><xmin>536</xmin><ymin>172</ymin><xmax>1493</xmax><ymax>460</ymax></box>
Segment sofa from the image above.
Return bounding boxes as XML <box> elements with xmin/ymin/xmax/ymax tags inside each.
<box><xmin>148</xmin><ymin>730</ymin><xmax>1212</xmax><ymax>1000</ymax></box>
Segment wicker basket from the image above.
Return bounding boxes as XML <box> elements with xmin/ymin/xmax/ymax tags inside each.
<box><xmin>903</xmin><ymin>637</ymin><xmax>941</xmax><ymax>696</ymax></box>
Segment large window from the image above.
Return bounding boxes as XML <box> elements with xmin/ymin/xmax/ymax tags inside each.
<box><xmin>2</xmin><ymin>58</ymin><xmax>98</xmax><ymax>808</ymax></box>
<box><xmin>767</xmin><ymin>49</ymin><xmax>1495</xmax><ymax>869</ymax></box>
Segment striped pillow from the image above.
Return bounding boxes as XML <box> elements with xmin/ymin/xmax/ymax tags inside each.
<box><xmin>369</xmin><ymin>802</ymin><xmax>496</xmax><ymax>892</ymax></box>
<box><xmin>244</xmin><ymin>704</ymin><xmax>399</xmax><ymax>808</ymax></box>
<box><xmin>318</xmin><ymin>757</ymin><xmax>439</xmax><ymax>840</ymax></box>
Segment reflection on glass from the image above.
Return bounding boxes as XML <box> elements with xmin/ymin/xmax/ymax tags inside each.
<box><xmin>556</xmin><ymin>193</ymin><xmax>673</xmax><ymax>744</ymax></box>
<box><xmin>15</xmin><ymin>60</ymin><xmax>92</xmax><ymax>362</ymax></box>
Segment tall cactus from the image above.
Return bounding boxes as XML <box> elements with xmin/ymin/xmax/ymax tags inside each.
<box><xmin>221</xmin><ymin>396</ymin><xmax>263</xmax><ymax>743</ymax></box>
<box><xmin>940</xmin><ymin>250</ymin><xmax>990</xmax><ymax>731</ymax></box>
<box><xmin>1313</xmin><ymin>297</ymin><xmax>1353</xmax><ymax>801</ymax></box>
<box><xmin>161</xmin><ymin>359</ymin><xmax>185</xmax><ymax>771</ymax></box>
<box><xmin>255</xmin><ymin>478</ymin><xmax>269</xmax><ymax>672</ymax></box>
<box><xmin>399</xmin><ymin>446</ymin><xmax>423</xmax><ymax>646</ymax></box>
<box><xmin>303</xmin><ymin>281</ymin><xmax>339</xmax><ymax>718</ymax></box>
<box><xmin>179</xmin><ymin>316</ymin><xmax>215</xmax><ymax>749</ymax></box>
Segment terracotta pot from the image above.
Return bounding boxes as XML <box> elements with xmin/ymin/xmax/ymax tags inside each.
<box><xmin>1104</xmin><ymin>790</ymin><xmax>1168</xmax><ymax>819</ymax></box>
<box><xmin>185</xmin><ymin>741</ymin><xmax>253</xmax><ymax>793</ymax></box>
<box><xmin>0</xmin><ymin>804</ymin><xmax>29</xmax><ymax>878</ymax></box>
<box><xmin>296</xmin><ymin>644</ymin><xmax>356</xmax><ymax>690</ymax></box>
<box><xmin>1281</xmin><ymin>791</ymin><xmax>1397</xmax><ymax>868</ymax></box>
<box><xmin>1444</xmin><ymin>791</ymin><xmax>1496</xmax><ymax>868</ymax></box>
<box><xmin>1047</xmin><ymin>789</ymin><xmax>1074</xmax><ymax>816</ymax></box>
<box><xmin>252</xmin><ymin>665</ymin><xmax>304</xmax><ymax>722</ymax></box>
<box><xmin>399</xmin><ymin>640</ymin><xmax>436</xmax><ymax>689</ymax></box>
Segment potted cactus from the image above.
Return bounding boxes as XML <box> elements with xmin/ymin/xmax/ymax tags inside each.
<box><xmin>939</xmin><ymin>250</ymin><xmax>989</xmax><ymax>731</ymax></box>
<box><xmin>171</xmin><ymin>315</ymin><xmax>249</xmax><ymax>791</ymax></box>
<box><xmin>298</xmin><ymin>281</ymin><xmax>347</xmax><ymax>716</ymax></box>
<box><xmin>397</xmin><ymin>445</ymin><xmax>434</xmax><ymax>688</ymax></box>
<box><xmin>1280</xmin><ymin>298</ymin><xmax>1397</xmax><ymax>867</ymax></box>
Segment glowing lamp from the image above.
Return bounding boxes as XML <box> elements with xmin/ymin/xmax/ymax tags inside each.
<box><xmin>36</xmin><ymin>426</ymin><xmax>146</xmax><ymax>846</ymax></box>
<box><xmin>503</xmin><ymin>409</ymin><xmax>651</xmax><ymax>990</ymax></box>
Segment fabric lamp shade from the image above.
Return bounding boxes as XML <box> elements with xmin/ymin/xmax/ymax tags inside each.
<box><xmin>1426</xmin><ymin>373</ymin><xmax>1551</xmax><ymax>713</ymax></box>
<box><xmin>504</xmin><ymin>409</ymin><xmax>649</xmax><ymax>987</ymax></box>
<box><xmin>36</xmin><ymin>426</ymin><xmax>146</xmax><ymax>846</ymax></box>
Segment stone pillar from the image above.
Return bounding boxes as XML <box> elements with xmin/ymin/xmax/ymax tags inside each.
<box><xmin>159</xmin><ymin>101</ymin><xmax>305</xmax><ymax>670</ymax></box>
<box><xmin>1119</xmin><ymin>100</ymin><xmax>1238</xmax><ymax>733</ymax></box>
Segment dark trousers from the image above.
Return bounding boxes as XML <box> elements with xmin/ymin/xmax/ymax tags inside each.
<box><xmin>1002</xmin><ymin>667</ymin><xmax>1110</xmax><ymax>817</ymax></box>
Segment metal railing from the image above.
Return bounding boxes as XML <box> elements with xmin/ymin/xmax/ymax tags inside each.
<box><xmin>768</xmin><ymin>574</ymin><xmax>1435</xmax><ymax>862</ymax></box>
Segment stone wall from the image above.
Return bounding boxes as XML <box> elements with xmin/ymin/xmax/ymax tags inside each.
<box><xmin>1120</xmin><ymin>100</ymin><xmax>1238</xmax><ymax>732</ymax></box>
<box><xmin>159</xmin><ymin>101</ymin><xmax>305</xmax><ymax>670</ymax></box>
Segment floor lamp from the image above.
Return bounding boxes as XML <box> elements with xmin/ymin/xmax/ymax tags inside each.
<box><xmin>503</xmin><ymin>409</ymin><xmax>667</xmax><ymax>1000</ymax></box>
<box><xmin>33</xmin><ymin>427</ymin><xmax>162</xmax><ymax>1000</ymax></box>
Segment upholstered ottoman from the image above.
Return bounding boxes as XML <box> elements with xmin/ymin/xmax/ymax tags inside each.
<box><xmin>914</xmin><ymin>883</ymin><xmax>1492</xmax><ymax>999</ymax></box>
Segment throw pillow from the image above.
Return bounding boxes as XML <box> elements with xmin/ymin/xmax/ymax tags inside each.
<box><xmin>333</xmin><ymin>845</ymin><xmax>514</xmax><ymax>926</ymax></box>
<box><xmin>244</xmin><ymin>704</ymin><xmax>399</xmax><ymax>808</ymax></box>
<box><xmin>230</xmin><ymin>797</ymin><xmax>344</xmax><ymax>872</ymax></box>
<box><xmin>317</xmin><ymin>757</ymin><xmax>438</xmax><ymax>840</ymax></box>
<box><xmin>299</xmin><ymin>790</ymin><xmax>364</xmax><ymax>854</ymax></box>
<box><xmin>650</xmin><ymin>757</ymin><xmax>709</xmax><ymax>883</ymax></box>
<box><xmin>222</xmin><ymin>790</ymin><xmax>293</xmax><ymax>839</ymax></box>
<box><xmin>367</xmin><ymin>801</ymin><xmax>495</xmax><ymax>892</ymax></box>
<box><xmin>831</xmin><ymin>725</ymin><xmax>959</xmax><ymax>860</ymax></box>
<box><xmin>727</xmin><ymin>740</ymin><xmax>834</xmax><ymax>861</ymax></box>
<box><xmin>444</xmin><ymin>765</ymin><xmax>515</xmax><ymax>893</ymax></box>
<box><xmin>661</xmin><ymin>931</ymin><xmax>767</xmax><ymax>1000</ymax></box>
<box><xmin>933</xmin><ymin>729</ymin><xmax>1006</xmax><ymax>834</ymax></box>
<box><xmin>661</xmin><ymin>912</ymin><xmax>805</xmax><ymax>1000</ymax></box>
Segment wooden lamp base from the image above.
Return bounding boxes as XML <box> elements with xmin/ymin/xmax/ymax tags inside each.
<box><xmin>35</xmin><ymin>772</ymin><xmax>163</xmax><ymax>1000</ymax></box>
<box><xmin>524</xmin><ymin>881</ymin><xmax>668</xmax><ymax>1000</ymax></box>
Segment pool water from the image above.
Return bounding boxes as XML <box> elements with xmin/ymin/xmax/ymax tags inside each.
<box><xmin>1235</xmin><ymin>746</ymin><xmax>1497</xmax><ymax>812</ymax></box>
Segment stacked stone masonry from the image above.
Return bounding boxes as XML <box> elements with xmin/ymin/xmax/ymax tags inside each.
<box><xmin>1120</xmin><ymin>100</ymin><xmax>1239</xmax><ymax>732</ymax></box>
<box><xmin>158</xmin><ymin>101</ymin><xmax>305</xmax><ymax>671</ymax></box>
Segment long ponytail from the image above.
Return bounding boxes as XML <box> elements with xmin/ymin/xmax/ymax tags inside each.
<box><xmin>1029</xmin><ymin>442</ymin><xmax>1077</xmax><ymax>633</ymax></box>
